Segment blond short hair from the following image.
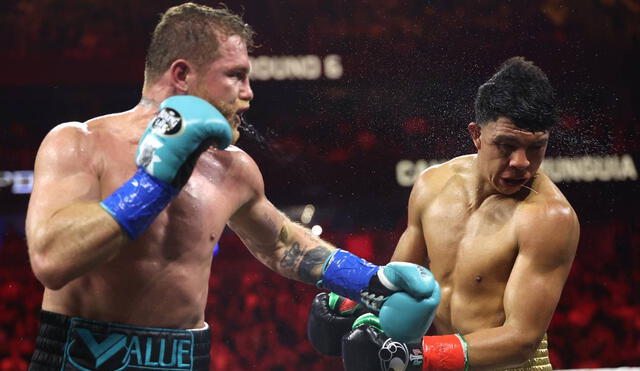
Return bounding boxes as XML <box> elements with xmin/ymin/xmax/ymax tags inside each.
<box><xmin>144</xmin><ymin>2</ymin><xmax>255</xmax><ymax>86</ymax></box>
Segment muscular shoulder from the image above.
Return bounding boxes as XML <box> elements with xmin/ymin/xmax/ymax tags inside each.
<box><xmin>41</xmin><ymin>112</ymin><xmax>129</xmax><ymax>152</ymax></box>
<box><xmin>37</xmin><ymin>111</ymin><xmax>135</xmax><ymax>175</ymax></box>
<box><xmin>223</xmin><ymin>145</ymin><xmax>261</xmax><ymax>177</ymax></box>
<box><xmin>412</xmin><ymin>155</ymin><xmax>474</xmax><ymax>202</ymax></box>
<box><xmin>208</xmin><ymin>145</ymin><xmax>265</xmax><ymax>195</ymax></box>
<box><xmin>37</xmin><ymin>121</ymin><xmax>95</xmax><ymax>169</ymax></box>
<box><xmin>516</xmin><ymin>174</ymin><xmax>577</xmax><ymax>229</ymax></box>
<box><xmin>43</xmin><ymin>121</ymin><xmax>91</xmax><ymax>144</ymax></box>
<box><xmin>514</xmin><ymin>177</ymin><xmax>579</xmax><ymax>264</ymax></box>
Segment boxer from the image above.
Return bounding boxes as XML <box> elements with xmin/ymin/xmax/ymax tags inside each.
<box><xmin>25</xmin><ymin>3</ymin><xmax>437</xmax><ymax>370</ymax></box>
<box><xmin>307</xmin><ymin>57</ymin><xmax>579</xmax><ymax>370</ymax></box>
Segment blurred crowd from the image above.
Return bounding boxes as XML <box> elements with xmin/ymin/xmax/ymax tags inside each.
<box><xmin>3</xmin><ymin>0</ymin><xmax>639</xmax><ymax>56</ymax></box>
<box><xmin>0</xmin><ymin>0</ymin><xmax>639</xmax><ymax>369</ymax></box>
<box><xmin>0</xmin><ymin>221</ymin><xmax>638</xmax><ymax>370</ymax></box>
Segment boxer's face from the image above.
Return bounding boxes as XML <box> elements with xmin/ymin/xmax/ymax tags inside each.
<box><xmin>191</xmin><ymin>34</ymin><xmax>253</xmax><ymax>145</ymax></box>
<box><xmin>470</xmin><ymin>117</ymin><xmax>549</xmax><ymax>195</ymax></box>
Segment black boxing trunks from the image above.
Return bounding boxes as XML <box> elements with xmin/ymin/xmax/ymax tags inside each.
<box><xmin>29</xmin><ymin>310</ymin><xmax>211</xmax><ymax>371</ymax></box>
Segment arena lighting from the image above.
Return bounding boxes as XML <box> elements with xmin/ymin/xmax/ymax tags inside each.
<box><xmin>0</xmin><ymin>170</ymin><xmax>32</xmax><ymax>194</ymax></box>
<box><xmin>311</xmin><ymin>225</ymin><xmax>323</xmax><ymax>236</ymax></box>
<box><xmin>300</xmin><ymin>204</ymin><xmax>316</xmax><ymax>224</ymax></box>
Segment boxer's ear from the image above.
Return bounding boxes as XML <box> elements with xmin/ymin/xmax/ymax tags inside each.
<box><xmin>468</xmin><ymin>122</ymin><xmax>481</xmax><ymax>150</ymax></box>
<box><xmin>169</xmin><ymin>59</ymin><xmax>193</xmax><ymax>93</ymax></box>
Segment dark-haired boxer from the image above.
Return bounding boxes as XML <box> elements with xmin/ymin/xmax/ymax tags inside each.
<box><xmin>308</xmin><ymin>57</ymin><xmax>579</xmax><ymax>371</ymax></box>
<box><xmin>25</xmin><ymin>3</ymin><xmax>438</xmax><ymax>370</ymax></box>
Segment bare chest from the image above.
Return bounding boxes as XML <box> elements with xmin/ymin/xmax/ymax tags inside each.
<box><xmin>98</xmin><ymin>142</ymin><xmax>246</xmax><ymax>258</ymax></box>
<box><xmin>423</xmin><ymin>194</ymin><xmax>519</xmax><ymax>287</ymax></box>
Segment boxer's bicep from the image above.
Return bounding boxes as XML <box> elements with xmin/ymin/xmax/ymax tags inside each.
<box><xmin>502</xmin><ymin>203</ymin><xmax>579</xmax><ymax>343</ymax></box>
<box><xmin>392</xmin><ymin>225</ymin><xmax>427</xmax><ymax>265</ymax></box>
<box><xmin>227</xmin><ymin>151</ymin><xmax>283</xmax><ymax>258</ymax></box>
<box><xmin>391</xmin><ymin>172</ymin><xmax>429</xmax><ymax>266</ymax></box>
<box><xmin>26</xmin><ymin>124</ymin><xmax>102</xmax><ymax>245</ymax></box>
<box><xmin>26</xmin><ymin>124</ymin><xmax>127</xmax><ymax>289</ymax></box>
<box><xmin>228</xmin><ymin>194</ymin><xmax>284</xmax><ymax>255</ymax></box>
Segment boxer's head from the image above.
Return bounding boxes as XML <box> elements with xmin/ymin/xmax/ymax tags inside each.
<box><xmin>468</xmin><ymin>57</ymin><xmax>556</xmax><ymax>195</ymax></box>
<box><xmin>144</xmin><ymin>3</ymin><xmax>254</xmax><ymax>87</ymax></box>
<box><xmin>144</xmin><ymin>3</ymin><xmax>256</xmax><ymax>144</ymax></box>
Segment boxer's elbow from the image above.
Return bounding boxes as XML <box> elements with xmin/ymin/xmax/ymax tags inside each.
<box><xmin>508</xmin><ymin>333</ymin><xmax>544</xmax><ymax>366</ymax></box>
<box><xmin>30</xmin><ymin>254</ymin><xmax>67</xmax><ymax>290</ymax></box>
<box><xmin>29</xmin><ymin>242</ymin><xmax>72</xmax><ymax>290</ymax></box>
<box><xmin>514</xmin><ymin>341</ymin><xmax>539</xmax><ymax>364</ymax></box>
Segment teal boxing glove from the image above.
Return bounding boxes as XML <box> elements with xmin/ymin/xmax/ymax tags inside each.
<box><xmin>380</xmin><ymin>288</ymin><xmax>440</xmax><ymax>343</ymax></box>
<box><xmin>374</xmin><ymin>263</ymin><xmax>440</xmax><ymax>342</ymax></box>
<box><xmin>136</xmin><ymin>95</ymin><xmax>232</xmax><ymax>187</ymax></box>
<box><xmin>363</xmin><ymin>262</ymin><xmax>438</xmax><ymax>310</ymax></box>
<box><xmin>319</xmin><ymin>251</ymin><xmax>440</xmax><ymax>342</ymax></box>
<box><xmin>101</xmin><ymin>95</ymin><xmax>232</xmax><ymax>239</ymax></box>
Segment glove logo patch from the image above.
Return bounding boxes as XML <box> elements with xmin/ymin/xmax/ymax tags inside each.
<box><xmin>151</xmin><ymin>108</ymin><xmax>183</xmax><ymax>136</ymax></box>
<box><xmin>378</xmin><ymin>338</ymin><xmax>410</xmax><ymax>371</ymax></box>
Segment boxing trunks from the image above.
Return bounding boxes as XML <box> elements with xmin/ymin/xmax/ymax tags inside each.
<box><xmin>493</xmin><ymin>334</ymin><xmax>552</xmax><ymax>371</ymax></box>
<box><xmin>29</xmin><ymin>310</ymin><xmax>211</xmax><ymax>371</ymax></box>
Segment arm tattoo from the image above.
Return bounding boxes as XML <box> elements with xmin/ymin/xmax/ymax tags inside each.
<box><xmin>280</xmin><ymin>242</ymin><xmax>303</xmax><ymax>269</ymax></box>
<box><xmin>298</xmin><ymin>246</ymin><xmax>332</xmax><ymax>284</ymax></box>
<box><xmin>279</xmin><ymin>243</ymin><xmax>332</xmax><ymax>284</ymax></box>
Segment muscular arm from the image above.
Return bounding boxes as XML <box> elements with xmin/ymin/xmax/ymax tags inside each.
<box><xmin>26</xmin><ymin>124</ymin><xmax>128</xmax><ymax>290</ymax></box>
<box><xmin>227</xmin><ymin>155</ymin><xmax>335</xmax><ymax>284</ymax></box>
<box><xmin>391</xmin><ymin>171</ymin><xmax>429</xmax><ymax>266</ymax></box>
<box><xmin>230</xmin><ymin>198</ymin><xmax>335</xmax><ymax>284</ymax></box>
<box><xmin>464</xmin><ymin>202</ymin><xmax>579</xmax><ymax>369</ymax></box>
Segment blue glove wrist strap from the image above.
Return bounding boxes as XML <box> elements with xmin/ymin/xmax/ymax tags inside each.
<box><xmin>317</xmin><ymin>249</ymin><xmax>379</xmax><ymax>302</ymax></box>
<box><xmin>100</xmin><ymin>168</ymin><xmax>179</xmax><ymax>239</ymax></box>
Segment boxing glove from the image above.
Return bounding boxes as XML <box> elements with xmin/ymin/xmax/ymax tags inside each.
<box><xmin>342</xmin><ymin>313</ymin><xmax>424</xmax><ymax>371</ymax></box>
<box><xmin>101</xmin><ymin>95</ymin><xmax>232</xmax><ymax>238</ymax></box>
<box><xmin>342</xmin><ymin>314</ymin><xmax>469</xmax><ymax>371</ymax></box>
<box><xmin>318</xmin><ymin>250</ymin><xmax>440</xmax><ymax>342</ymax></box>
<box><xmin>307</xmin><ymin>292</ymin><xmax>367</xmax><ymax>356</ymax></box>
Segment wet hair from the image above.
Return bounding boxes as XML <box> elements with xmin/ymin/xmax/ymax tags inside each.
<box><xmin>474</xmin><ymin>57</ymin><xmax>557</xmax><ymax>132</ymax></box>
<box><xmin>144</xmin><ymin>2</ymin><xmax>255</xmax><ymax>86</ymax></box>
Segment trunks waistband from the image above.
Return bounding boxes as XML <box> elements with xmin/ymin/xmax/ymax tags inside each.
<box><xmin>30</xmin><ymin>310</ymin><xmax>211</xmax><ymax>371</ymax></box>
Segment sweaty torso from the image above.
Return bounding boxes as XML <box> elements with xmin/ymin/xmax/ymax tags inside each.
<box><xmin>41</xmin><ymin>110</ymin><xmax>256</xmax><ymax>329</ymax></box>
<box><xmin>421</xmin><ymin>155</ymin><xmax>558</xmax><ymax>335</ymax></box>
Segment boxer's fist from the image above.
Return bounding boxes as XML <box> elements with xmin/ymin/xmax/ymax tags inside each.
<box><xmin>319</xmin><ymin>252</ymin><xmax>440</xmax><ymax>342</ymax></box>
<box><xmin>307</xmin><ymin>292</ymin><xmax>366</xmax><ymax>356</ymax></box>
<box><xmin>365</xmin><ymin>263</ymin><xmax>440</xmax><ymax>342</ymax></box>
<box><xmin>363</xmin><ymin>262</ymin><xmax>438</xmax><ymax>310</ymax></box>
<box><xmin>342</xmin><ymin>313</ymin><xmax>423</xmax><ymax>371</ymax></box>
<box><xmin>100</xmin><ymin>96</ymin><xmax>232</xmax><ymax>238</ymax></box>
<box><xmin>136</xmin><ymin>95</ymin><xmax>232</xmax><ymax>188</ymax></box>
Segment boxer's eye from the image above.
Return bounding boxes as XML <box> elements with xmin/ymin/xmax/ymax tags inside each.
<box><xmin>496</xmin><ymin>142</ymin><xmax>516</xmax><ymax>152</ymax></box>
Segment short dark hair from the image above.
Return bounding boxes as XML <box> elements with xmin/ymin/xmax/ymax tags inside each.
<box><xmin>474</xmin><ymin>57</ymin><xmax>557</xmax><ymax>132</ymax></box>
<box><xmin>144</xmin><ymin>2</ymin><xmax>255</xmax><ymax>86</ymax></box>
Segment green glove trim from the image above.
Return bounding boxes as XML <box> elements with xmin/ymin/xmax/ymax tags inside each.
<box><xmin>455</xmin><ymin>333</ymin><xmax>470</xmax><ymax>371</ymax></box>
<box><xmin>352</xmin><ymin>313</ymin><xmax>381</xmax><ymax>332</ymax></box>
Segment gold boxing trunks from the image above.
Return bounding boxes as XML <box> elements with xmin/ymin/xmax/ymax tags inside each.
<box><xmin>492</xmin><ymin>334</ymin><xmax>552</xmax><ymax>371</ymax></box>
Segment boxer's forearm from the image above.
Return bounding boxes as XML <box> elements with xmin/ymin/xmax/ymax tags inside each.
<box><xmin>27</xmin><ymin>202</ymin><xmax>128</xmax><ymax>290</ymax></box>
<box><xmin>460</xmin><ymin>326</ymin><xmax>543</xmax><ymax>370</ymax></box>
<box><xmin>272</xmin><ymin>220</ymin><xmax>336</xmax><ymax>284</ymax></box>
